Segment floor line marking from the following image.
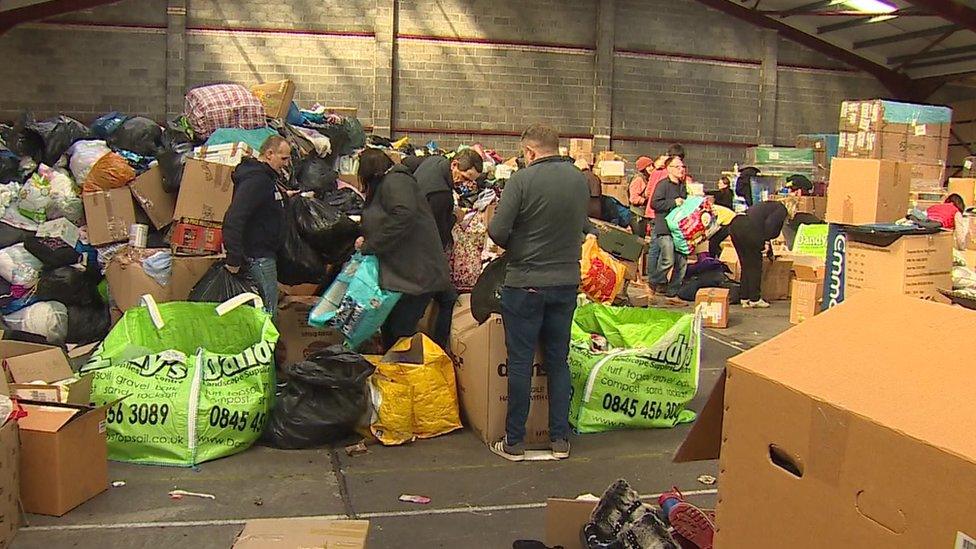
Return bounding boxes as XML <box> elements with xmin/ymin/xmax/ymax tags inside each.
<box><xmin>703</xmin><ymin>331</ymin><xmax>748</xmax><ymax>352</ymax></box>
<box><xmin>20</xmin><ymin>489</ymin><xmax>719</xmax><ymax>532</ymax></box>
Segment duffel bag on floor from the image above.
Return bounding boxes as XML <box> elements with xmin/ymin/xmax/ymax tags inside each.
<box><xmin>80</xmin><ymin>293</ymin><xmax>279</xmax><ymax>466</ymax></box>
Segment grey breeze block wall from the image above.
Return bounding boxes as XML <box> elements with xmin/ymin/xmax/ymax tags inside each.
<box><xmin>0</xmin><ymin>0</ymin><xmax>969</xmax><ymax>183</ymax></box>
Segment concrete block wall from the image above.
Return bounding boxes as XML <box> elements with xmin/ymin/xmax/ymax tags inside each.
<box><xmin>0</xmin><ymin>0</ymin><xmax>963</xmax><ymax>181</ymax></box>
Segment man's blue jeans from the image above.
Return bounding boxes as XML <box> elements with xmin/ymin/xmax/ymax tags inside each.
<box><xmin>650</xmin><ymin>235</ymin><xmax>687</xmax><ymax>297</ymax></box>
<box><xmin>248</xmin><ymin>257</ymin><xmax>278</xmax><ymax>319</ymax></box>
<box><xmin>500</xmin><ymin>285</ymin><xmax>578</xmax><ymax>445</ymax></box>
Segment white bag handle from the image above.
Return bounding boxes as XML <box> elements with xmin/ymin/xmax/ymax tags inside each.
<box><xmin>215</xmin><ymin>292</ymin><xmax>264</xmax><ymax>317</ymax></box>
<box><xmin>139</xmin><ymin>294</ymin><xmax>165</xmax><ymax>330</ymax></box>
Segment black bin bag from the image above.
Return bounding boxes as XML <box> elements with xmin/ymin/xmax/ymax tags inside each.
<box><xmin>262</xmin><ymin>346</ymin><xmax>375</xmax><ymax>449</ymax></box>
<box><xmin>290</xmin><ymin>196</ymin><xmax>361</xmax><ymax>263</ymax></box>
<box><xmin>109</xmin><ymin>116</ymin><xmax>162</xmax><ymax>156</ymax></box>
<box><xmin>188</xmin><ymin>262</ymin><xmax>261</xmax><ymax>303</ymax></box>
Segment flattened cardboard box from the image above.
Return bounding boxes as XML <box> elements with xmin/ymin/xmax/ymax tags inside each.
<box><xmin>129</xmin><ymin>166</ymin><xmax>176</xmax><ymax>230</ymax></box>
<box><xmin>18</xmin><ymin>400</ymin><xmax>109</xmax><ymax>516</ymax></box>
<box><xmin>82</xmin><ymin>187</ymin><xmax>138</xmax><ymax>246</ymax></box>
<box><xmin>451</xmin><ymin>309</ymin><xmax>549</xmax><ymax>447</ymax></box>
<box><xmin>234</xmin><ymin>518</ymin><xmax>368</xmax><ymax>548</ymax></box>
<box><xmin>676</xmin><ymin>292</ymin><xmax>976</xmax><ymax>548</ymax></box>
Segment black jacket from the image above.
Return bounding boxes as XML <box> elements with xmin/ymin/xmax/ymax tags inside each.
<box><xmin>223</xmin><ymin>158</ymin><xmax>285</xmax><ymax>268</ymax></box>
<box><xmin>361</xmin><ymin>164</ymin><xmax>451</xmax><ymax>295</ymax></box>
<box><xmin>746</xmin><ymin>201</ymin><xmax>789</xmax><ymax>242</ymax></box>
<box><xmin>651</xmin><ymin>176</ymin><xmax>688</xmax><ymax>237</ymax></box>
<box><xmin>413</xmin><ymin>155</ymin><xmax>455</xmax><ymax>250</ymax></box>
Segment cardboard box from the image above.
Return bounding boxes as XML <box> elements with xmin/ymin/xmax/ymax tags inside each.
<box><xmin>277</xmin><ymin>296</ymin><xmax>344</xmax><ymax>367</ymax></box>
<box><xmin>601</xmin><ymin>182</ymin><xmax>629</xmax><ymax>205</ymax></box>
<box><xmin>760</xmin><ymin>257</ymin><xmax>793</xmax><ymax>301</ymax></box>
<box><xmin>0</xmin><ymin>380</ymin><xmax>19</xmax><ymax>548</ymax></box>
<box><xmin>249</xmin><ymin>79</ymin><xmax>296</xmax><ymax>120</ymax></box>
<box><xmin>451</xmin><ymin>312</ymin><xmax>549</xmax><ymax>447</ymax></box>
<box><xmin>105</xmin><ymin>248</ymin><xmax>219</xmax><ymax>311</ymax></box>
<box><xmin>948</xmin><ymin>177</ymin><xmax>976</xmax><ymax>207</ymax></box>
<box><xmin>845</xmin><ymin>231</ymin><xmax>952</xmax><ymax>300</ymax></box>
<box><xmin>569</xmin><ymin>138</ymin><xmax>594</xmax><ymax>163</ymax></box>
<box><xmin>676</xmin><ymin>292</ymin><xmax>976</xmax><ymax>548</ymax></box>
<box><xmin>826</xmin><ymin>158</ymin><xmax>910</xmax><ymax>225</ymax></box>
<box><xmin>595</xmin><ymin>160</ymin><xmax>626</xmax><ymax>184</ymax></box>
<box><xmin>695</xmin><ymin>288</ymin><xmax>730</xmax><ymax>328</ymax></box>
<box><xmin>82</xmin><ymin>187</ymin><xmax>138</xmax><ymax>246</ymax></box>
<box><xmin>171</xmin><ymin>218</ymin><xmax>223</xmax><ymax>256</ymax></box>
<box><xmin>590</xmin><ymin>218</ymin><xmax>646</xmax><ymax>262</ymax></box>
<box><xmin>233</xmin><ymin>518</ymin><xmax>368</xmax><ymax>548</ymax></box>
<box><xmin>546</xmin><ymin>497</ymin><xmax>598</xmax><ymax>549</ymax></box>
<box><xmin>129</xmin><ymin>166</ymin><xmax>176</xmax><ymax>230</ymax></box>
<box><xmin>790</xmin><ymin>254</ymin><xmax>826</xmax><ymax>282</ymax></box>
<box><xmin>35</xmin><ymin>218</ymin><xmax>79</xmax><ymax>247</ymax></box>
<box><xmin>789</xmin><ymin>278</ymin><xmax>822</xmax><ymax>324</ymax></box>
<box><xmin>19</xmin><ymin>400</ymin><xmax>109</xmax><ymax>516</ymax></box>
<box><xmin>1</xmin><ymin>341</ymin><xmax>92</xmax><ymax>405</ymax></box>
<box><xmin>838</xmin><ymin>99</ymin><xmax>952</xmax><ymax>164</ymax></box>
<box><xmin>910</xmin><ymin>162</ymin><xmax>946</xmax><ymax>193</ymax></box>
<box><xmin>190</xmin><ymin>142</ymin><xmax>255</xmax><ymax>167</ymax></box>
<box><xmin>173</xmin><ymin>159</ymin><xmax>234</xmax><ymax>222</ymax></box>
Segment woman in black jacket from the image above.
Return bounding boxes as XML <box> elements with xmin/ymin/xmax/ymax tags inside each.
<box><xmin>729</xmin><ymin>200</ymin><xmax>788</xmax><ymax>308</ymax></box>
<box><xmin>355</xmin><ymin>149</ymin><xmax>453</xmax><ymax>350</ymax></box>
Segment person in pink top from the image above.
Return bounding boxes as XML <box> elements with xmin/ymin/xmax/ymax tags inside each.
<box><xmin>628</xmin><ymin>156</ymin><xmax>654</xmax><ymax>237</ymax></box>
<box><xmin>927</xmin><ymin>193</ymin><xmax>968</xmax><ymax>250</ymax></box>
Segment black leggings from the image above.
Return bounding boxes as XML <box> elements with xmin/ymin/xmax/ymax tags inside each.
<box><xmin>728</xmin><ymin>217</ymin><xmax>764</xmax><ymax>302</ymax></box>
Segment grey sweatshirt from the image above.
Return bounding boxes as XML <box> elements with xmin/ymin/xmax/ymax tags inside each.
<box><xmin>487</xmin><ymin>155</ymin><xmax>590</xmax><ymax>288</ymax></box>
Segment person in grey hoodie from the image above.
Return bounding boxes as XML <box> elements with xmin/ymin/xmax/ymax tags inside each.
<box><xmin>487</xmin><ymin>124</ymin><xmax>590</xmax><ymax>462</ymax></box>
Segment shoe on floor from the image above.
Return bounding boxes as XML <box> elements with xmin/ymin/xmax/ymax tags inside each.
<box><xmin>665</xmin><ymin>296</ymin><xmax>687</xmax><ymax>307</ymax></box>
<box><xmin>748</xmin><ymin>299</ymin><xmax>770</xmax><ymax>308</ymax></box>
<box><xmin>551</xmin><ymin>439</ymin><xmax>570</xmax><ymax>459</ymax></box>
<box><xmin>668</xmin><ymin>502</ymin><xmax>715</xmax><ymax>549</ymax></box>
<box><xmin>616</xmin><ymin>510</ymin><xmax>679</xmax><ymax>549</ymax></box>
<box><xmin>490</xmin><ymin>438</ymin><xmax>525</xmax><ymax>462</ymax></box>
<box><xmin>740</xmin><ymin>300</ymin><xmax>753</xmax><ymax>308</ymax></box>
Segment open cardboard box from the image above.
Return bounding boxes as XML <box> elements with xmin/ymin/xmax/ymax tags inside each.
<box><xmin>233</xmin><ymin>518</ymin><xmax>368</xmax><ymax>548</ymax></box>
<box><xmin>0</xmin><ymin>375</ymin><xmax>20</xmax><ymax>547</ymax></box>
<box><xmin>1</xmin><ymin>341</ymin><xmax>92</xmax><ymax>405</ymax></box>
<box><xmin>675</xmin><ymin>292</ymin><xmax>976</xmax><ymax>548</ymax></box>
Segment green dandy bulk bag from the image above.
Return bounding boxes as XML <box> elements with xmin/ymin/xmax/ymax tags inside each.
<box><xmin>80</xmin><ymin>293</ymin><xmax>279</xmax><ymax>466</ymax></box>
<box><xmin>568</xmin><ymin>303</ymin><xmax>701</xmax><ymax>433</ymax></box>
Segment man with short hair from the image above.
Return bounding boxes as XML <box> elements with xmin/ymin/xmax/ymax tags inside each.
<box><xmin>487</xmin><ymin>124</ymin><xmax>590</xmax><ymax>462</ymax></box>
<box><xmin>649</xmin><ymin>155</ymin><xmax>690</xmax><ymax>305</ymax></box>
<box><xmin>223</xmin><ymin>135</ymin><xmax>292</xmax><ymax>318</ymax></box>
<box><xmin>413</xmin><ymin>148</ymin><xmax>484</xmax><ymax>350</ymax></box>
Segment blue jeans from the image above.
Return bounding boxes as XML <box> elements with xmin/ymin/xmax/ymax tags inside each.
<box><xmin>500</xmin><ymin>285</ymin><xmax>577</xmax><ymax>445</ymax></box>
<box><xmin>650</xmin><ymin>235</ymin><xmax>687</xmax><ymax>297</ymax></box>
<box><xmin>248</xmin><ymin>257</ymin><xmax>278</xmax><ymax>319</ymax></box>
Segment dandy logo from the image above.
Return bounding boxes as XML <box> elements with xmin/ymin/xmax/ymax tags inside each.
<box><xmin>134</xmin><ymin>354</ymin><xmax>188</xmax><ymax>380</ymax></box>
<box><xmin>651</xmin><ymin>333</ymin><xmax>694</xmax><ymax>372</ymax></box>
<box><xmin>202</xmin><ymin>341</ymin><xmax>274</xmax><ymax>381</ymax></box>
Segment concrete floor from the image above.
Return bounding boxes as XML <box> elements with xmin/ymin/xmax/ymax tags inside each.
<box><xmin>12</xmin><ymin>302</ymin><xmax>792</xmax><ymax>549</ymax></box>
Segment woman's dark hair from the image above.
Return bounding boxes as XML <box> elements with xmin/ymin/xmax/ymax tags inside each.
<box><xmin>667</xmin><ymin>143</ymin><xmax>686</xmax><ymax>159</ymax></box>
<box><xmin>358</xmin><ymin>149</ymin><xmax>394</xmax><ymax>199</ymax></box>
<box><xmin>946</xmin><ymin>193</ymin><xmax>966</xmax><ymax>213</ymax></box>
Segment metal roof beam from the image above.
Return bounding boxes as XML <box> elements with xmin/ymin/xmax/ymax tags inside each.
<box><xmin>889</xmin><ymin>43</ymin><xmax>976</xmax><ymax>63</ymax></box>
<box><xmin>900</xmin><ymin>0</ymin><xmax>976</xmax><ymax>34</ymax></box>
<box><xmin>0</xmin><ymin>0</ymin><xmax>122</xmax><ymax>33</ymax></box>
<box><xmin>774</xmin><ymin>0</ymin><xmax>835</xmax><ymax>17</ymax></box>
<box><xmin>816</xmin><ymin>7</ymin><xmax>928</xmax><ymax>34</ymax></box>
<box><xmin>905</xmin><ymin>52</ymin><xmax>976</xmax><ymax>68</ymax></box>
<box><xmin>853</xmin><ymin>23</ymin><xmax>960</xmax><ymax>48</ymax></box>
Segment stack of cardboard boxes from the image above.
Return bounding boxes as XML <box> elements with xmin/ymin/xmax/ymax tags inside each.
<box><xmin>826</xmin><ymin>99</ymin><xmax>953</xmax><ymax>306</ymax></box>
<box><xmin>796</xmin><ymin>133</ymin><xmax>839</xmax><ymax>183</ymax></box>
<box><xmin>594</xmin><ymin>151</ymin><xmax>629</xmax><ymax>206</ymax></box>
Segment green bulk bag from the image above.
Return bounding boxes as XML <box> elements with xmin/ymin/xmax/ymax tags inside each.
<box><xmin>80</xmin><ymin>293</ymin><xmax>279</xmax><ymax>466</ymax></box>
<box><xmin>568</xmin><ymin>303</ymin><xmax>701</xmax><ymax>433</ymax></box>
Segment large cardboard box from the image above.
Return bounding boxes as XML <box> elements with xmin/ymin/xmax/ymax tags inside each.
<box><xmin>826</xmin><ymin>158</ymin><xmax>911</xmax><ymax>225</ymax></box>
<box><xmin>105</xmin><ymin>248</ymin><xmax>219</xmax><ymax>311</ymax></box>
<box><xmin>695</xmin><ymin>288</ymin><xmax>730</xmax><ymax>328</ymax></box>
<box><xmin>129</xmin><ymin>166</ymin><xmax>176</xmax><ymax>230</ymax></box>
<box><xmin>676</xmin><ymin>292</ymin><xmax>976</xmax><ymax>548</ymax></box>
<box><xmin>277</xmin><ymin>296</ymin><xmax>343</xmax><ymax>366</ymax></box>
<box><xmin>789</xmin><ymin>278</ymin><xmax>822</xmax><ymax>324</ymax></box>
<box><xmin>546</xmin><ymin>498</ymin><xmax>599</xmax><ymax>549</ymax></box>
<box><xmin>191</xmin><ymin>142</ymin><xmax>255</xmax><ymax>167</ymax></box>
<box><xmin>18</xmin><ymin>400</ymin><xmax>109</xmax><ymax>516</ymax></box>
<box><xmin>0</xmin><ymin>380</ymin><xmax>19</xmax><ymax>549</ymax></box>
<box><xmin>760</xmin><ymin>257</ymin><xmax>793</xmax><ymax>301</ymax></box>
<box><xmin>249</xmin><ymin>79</ymin><xmax>296</xmax><ymax>120</ymax></box>
<box><xmin>82</xmin><ymin>187</ymin><xmax>138</xmax><ymax>246</ymax></box>
<box><xmin>845</xmin><ymin>231</ymin><xmax>952</xmax><ymax>300</ymax></box>
<box><xmin>569</xmin><ymin>138</ymin><xmax>594</xmax><ymax>164</ymax></box>
<box><xmin>451</xmin><ymin>309</ymin><xmax>549</xmax><ymax>447</ymax></box>
<box><xmin>601</xmin><ymin>182</ymin><xmax>629</xmax><ymax>205</ymax></box>
<box><xmin>234</xmin><ymin>518</ymin><xmax>368</xmax><ymax>548</ymax></box>
<box><xmin>838</xmin><ymin>99</ymin><xmax>952</xmax><ymax>164</ymax></box>
<box><xmin>173</xmin><ymin>159</ymin><xmax>234</xmax><ymax>222</ymax></box>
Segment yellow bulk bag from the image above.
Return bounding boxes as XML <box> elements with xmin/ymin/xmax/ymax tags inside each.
<box><xmin>367</xmin><ymin>334</ymin><xmax>462</xmax><ymax>445</ymax></box>
<box><xmin>580</xmin><ymin>235</ymin><xmax>626</xmax><ymax>303</ymax></box>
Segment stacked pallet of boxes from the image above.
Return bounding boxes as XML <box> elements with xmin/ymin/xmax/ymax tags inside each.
<box><xmin>795</xmin><ymin>133</ymin><xmax>839</xmax><ymax>185</ymax></box>
<box><xmin>743</xmin><ymin>146</ymin><xmax>816</xmax><ymax>204</ymax></box>
<box><xmin>837</xmin><ymin>99</ymin><xmax>951</xmax><ymax>198</ymax></box>
<box><xmin>824</xmin><ymin>100</ymin><xmax>953</xmax><ymax>309</ymax></box>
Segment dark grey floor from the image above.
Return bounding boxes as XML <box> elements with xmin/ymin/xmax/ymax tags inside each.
<box><xmin>12</xmin><ymin>303</ymin><xmax>791</xmax><ymax>549</ymax></box>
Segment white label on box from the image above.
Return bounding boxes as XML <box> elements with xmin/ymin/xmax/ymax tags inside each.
<box><xmin>966</xmin><ymin>159</ymin><xmax>973</xmax><ymax>170</ymax></box>
<box><xmin>702</xmin><ymin>302</ymin><xmax>723</xmax><ymax>322</ymax></box>
<box><xmin>856</xmin><ymin>132</ymin><xmax>867</xmax><ymax>149</ymax></box>
<box><xmin>768</xmin><ymin>151</ymin><xmax>781</xmax><ymax>160</ymax></box>
<box><xmin>954</xmin><ymin>532</ymin><xmax>976</xmax><ymax>549</ymax></box>
<box><xmin>915</xmin><ymin>124</ymin><xmax>927</xmax><ymax>136</ymax></box>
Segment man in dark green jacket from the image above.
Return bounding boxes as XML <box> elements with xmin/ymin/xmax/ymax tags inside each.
<box><xmin>487</xmin><ymin>124</ymin><xmax>589</xmax><ymax>462</ymax></box>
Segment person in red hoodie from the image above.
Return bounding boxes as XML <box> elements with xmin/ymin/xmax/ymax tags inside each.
<box><xmin>927</xmin><ymin>193</ymin><xmax>969</xmax><ymax>250</ymax></box>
